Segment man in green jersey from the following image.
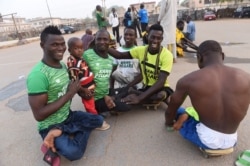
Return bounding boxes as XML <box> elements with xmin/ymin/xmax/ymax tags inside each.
<box><xmin>26</xmin><ymin>26</ymin><xmax>106</xmax><ymax>164</ymax></box>
<box><xmin>96</xmin><ymin>5</ymin><xmax>107</xmax><ymax>30</ymax></box>
<box><xmin>83</xmin><ymin>29</ymin><xmax>131</xmax><ymax>114</ymax></box>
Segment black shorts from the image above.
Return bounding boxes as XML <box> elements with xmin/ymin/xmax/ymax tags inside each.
<box><xmin>95</xmin><ymin>97</ymin><xmax>131</xmax><ymax>114</ymax></box>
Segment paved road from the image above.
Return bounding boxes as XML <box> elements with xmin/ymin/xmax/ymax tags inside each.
<box><xmin>0</xmin><ymin>19</ymin><xmax>250</xmax><ymax>166</ymax></box>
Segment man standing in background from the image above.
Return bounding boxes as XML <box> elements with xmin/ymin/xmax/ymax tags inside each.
<box><xmin>96</xmin><ymin>5</ymin><xmax>107</xmax><ymax>30</ymax></box>
<box><xmin>109</xmin><ymin>8</ymin><xmax>120</xmax><ymax>44</ymax></box>
<box><xmin>138</xmin><ymin>3</ymin><xmax>149</xmax><ymax>32</ymax></box>
<box><xmin>158</xmin><ymin>0</ymin><xmax>177</xmax><ymax>63</ymax></box>
<box><xmin>124</xmin><ymin>7</ymin><xmax>132</xmax><ymax>28</ymax></box>
<box><xmin>131</xmin><ymin>5</ymin><xmax>142</xmax><ymax>38</ymax></box>
<box><xmin>185</xmin><ymin>15</ymin><xmax>196</xmax><ymax>42</ymax></box>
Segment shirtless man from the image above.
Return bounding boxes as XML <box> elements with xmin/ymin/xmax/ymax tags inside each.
<box><xmin>165</xmin><ymin>40</ymin><xmax>250</xmax><ymax>150</ymax></box>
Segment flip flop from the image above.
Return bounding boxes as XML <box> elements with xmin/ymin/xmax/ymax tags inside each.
<box><xmin>41</xmin><ymin>144</ymin><xmax>61</xmax><ymax>166</ymax></box>
<box><xmin>95</xmin><ymin>121</ymin><xmax>110</xmax><ymax>131</ymax></box>
<box><xmin>235</xmin><ymin>150</ymin><xmax>250</xmax><ymax>166</ymax></box>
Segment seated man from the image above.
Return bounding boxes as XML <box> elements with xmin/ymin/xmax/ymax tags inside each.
<box><xmin>176</xmin><ymin>20</ymin><xmax>186</xmax><ymax>57</ymax></box>
<box><xmin>112</xmin><ymin>26</ymin><xmax>142</xmax><ymax>90</ymax></box>
<box><xmin>176</xmin><ymin>20</ymin><xmax>198</xmax><ymax>57</ymax></box>
<box><xmin>108</xmin><ymin>24</ymin><xmax>174</xmax><ymax>105</ymax></box>
<box><xmin>165</xmin><ymin>40</ymin><xmax>250</xmax><ymax>150</ymax></box>
<box><xmin>83</xmin><ymin>29</ymin><xmax>131</xmax><ymax>115</ymax></box>
<box><xmin>26</xmin><ymin>26</ymin><xmax>106</xmax><ymax>164</ymax></box>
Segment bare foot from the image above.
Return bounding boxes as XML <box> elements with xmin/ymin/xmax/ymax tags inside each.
<box><xmin>104</xmin><ymin>96</ymin><xmax>116</xmax><ymax>109</ymax></box>
<box><xmin>173</xmin><ymin>113</ymin><xmax>189</xmax><ymax>130</ymax></box>
<box><xmin>44</xmin><ymin>129</ymin><xmax>62</xmax><ymax>152</ymax></box>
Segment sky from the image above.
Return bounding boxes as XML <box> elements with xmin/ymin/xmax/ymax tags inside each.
<box><xmin>0</xmin><ymin>0</ymin><xmax>166</xmax><ymax>19</ymax></box>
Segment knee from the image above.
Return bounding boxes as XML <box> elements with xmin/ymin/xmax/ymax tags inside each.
<box><xmin>59</xmin><ymin>146</ymin><xmax>85</xmax><ymax>161</ymax></box>
<box><xmin>95</xmin><ymin>114</ymin><xmax>104</xmax><ymax>123</ymax></box>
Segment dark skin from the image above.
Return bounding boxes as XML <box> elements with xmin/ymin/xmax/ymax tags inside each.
<box><xmin>165</xmin><ymin>42</ymin><xmax>250</xmax><ymax>134</ymax></box>
<box><xmin>29</xmin><ymin>34</ymin><xmax>81</xmax><ymax>151</ymax></box>
<box><xmin>108</xmin><ymin>30</ymin><xmax>170</xmax><ymax>104</ymax></box>
<box><xmin>29</xmin><ymin>34</ymin><xmax>80</xmax><ymax>121</ymax></box>
<box><xmin>93</xmin><ymin>30</ymin><xmax>116</xmax><ymax>109</ymax></box>
<box><xmin>123</xmin><ymin>28</ymin><xmax>136</xmax><ymax>48</ymax></box>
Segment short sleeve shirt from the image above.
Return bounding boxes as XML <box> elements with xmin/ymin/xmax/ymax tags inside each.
<box><xmin>129</xmin><ymin>46</ymin><xmax>173</xmax><ymax>87</ymax></box>
<box><xmin>83</xmin><ymin>49</ymin><xmax>115</xmax><ymax>100</ymax></box>
<box><xmin>26</xmin><ymin>61</ymin><xmax>70</xmax><ymax>131</ymax></box>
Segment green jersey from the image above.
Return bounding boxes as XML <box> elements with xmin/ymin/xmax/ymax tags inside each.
<box><xmin>26</xmin><ymin>61</ymin><xmax>70</xmax><ymax>131</ymax></box>
<box><xmin>96</xmin><ymin>11</ymin><xmax>107</xmax><ymax>29</ymax></box>
<box><xmin>83</xmin><ymin>49</ymin><xmax>115</xmax><ymax>100</ymax></box>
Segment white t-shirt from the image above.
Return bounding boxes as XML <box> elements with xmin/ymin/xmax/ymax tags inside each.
<box><xmin>109</xmin><ymin>12</ymin><xmax>119</xmax><ymax>27</ymax></box>
<box><xmin>112</xmin><ymin>46</ymin><xmax>142</xmax><ymax>89</ymax></box>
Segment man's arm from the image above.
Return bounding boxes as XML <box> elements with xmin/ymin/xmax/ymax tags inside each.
<box><xmin>28</xmin><ymin>79</ymin><xmax>80</xmax><ymax>121</ymax></box>
<box><xmin>127</xmin><ymin>73</ymin><xmax>143</xmax><ymax>88</ymax></box>
<box><xmin>165</xmin><ymin>78</ymin><xmax>188</xmax><ymax>126</ymax></box>
<box><xmin>108</xmin><ymin>48</ymin><xmax>132</xmax><ymax>59</ymax></box>
<box><xmin>122</xmin><ymin>71</ymin><xmax>168</xmax><ymax>104</ymax></box>
<box><xmin>139</xmin><ymin>71</ymin><xmax>168</xmax><ymax>102</ymax></box>
<box><xmin>109</xmin><ymin>66</ymin><xmax>116</xmax><ymax>89</ymax></box>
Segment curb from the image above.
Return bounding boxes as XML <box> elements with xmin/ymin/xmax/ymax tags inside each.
<box><xmin>0</xmin><ymin>38</ymin><xmax>40</xmax><ymax>49</ymax></box>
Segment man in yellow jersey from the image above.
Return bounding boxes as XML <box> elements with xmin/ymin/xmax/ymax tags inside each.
<box><xmin>108</xmin><ymin>24</ymin><xmax>173</xmax><ymax>105</ymax></box>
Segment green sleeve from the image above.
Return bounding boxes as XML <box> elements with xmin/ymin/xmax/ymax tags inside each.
<box><xmin>27</xmin><ymin>71</ymin><xmax>49</xmax><ymax>94</ymax></box>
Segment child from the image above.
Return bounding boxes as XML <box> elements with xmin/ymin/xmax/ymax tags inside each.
<box><xmin>67</xmin><ymin>37</ymin><xmax>110</xmax><ymax>130</ymax></box>
<box><xmin>167</xmin><ymin>107</ymin><xmax>199</xmax><ymax>131</ymax></box>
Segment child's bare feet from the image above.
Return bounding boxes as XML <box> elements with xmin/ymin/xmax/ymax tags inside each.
<box><xmin>173</xmin><ymin>113</ymin><xmax>189</xmax><ymax>130</ymax></box>
<box><xmin>44</xmin><ymin>129</ymin><xmax>62</xmax><ymax>152</ymax></box>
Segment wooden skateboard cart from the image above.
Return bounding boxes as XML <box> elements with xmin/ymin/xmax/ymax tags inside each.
<box><xmin>142</xmin><ymin>102</ymin><xmax>161</xmax><ymax>110</ymax></box>
<box><xmin>199</xmin><ymin>147</ymin><xmax>234</xmax><ymax>158</ymax></box>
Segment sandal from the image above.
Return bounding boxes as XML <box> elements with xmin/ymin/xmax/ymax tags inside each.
<box><xmin>95</xmin><ymin>121</ymin><xmax>110</xmax><ymax>131</ymax></box>
<box><xmin>235</xmin><ymin>150</ymin><xmax>250</xmax><ymax>166</ymax></box>
<box><xmin>41</xmin><ymin>144</ymin><xmax>61</xmax><ymax>166</ymax></box>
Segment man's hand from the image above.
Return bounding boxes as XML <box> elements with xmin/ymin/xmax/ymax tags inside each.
<box><xmin>78</xmin><ymin>87</ymin><xmax>94</xmax><ymax>100</ymax></box>
<box><xmin>104</xmin><ymin>95</ymin><xmax>116</xmax><ymax>109</ymax></box>
<box><xmin>67</xmin><ymin>78</ymin><xmax>81</xmax><ymax>97</ymax></box>
<box><xmin>121</xmin><ymin>94</ymin><xmax>140</xmax><ymax>104</ymax></box>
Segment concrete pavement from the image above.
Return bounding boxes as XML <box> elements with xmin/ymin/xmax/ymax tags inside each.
<box><xmin>0</xmin><ymin>19</ymin><xmax>250</xmax><ymax>166</ymax></box>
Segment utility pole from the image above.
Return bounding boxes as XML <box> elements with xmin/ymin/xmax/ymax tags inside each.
<box><xmin>45</xmin><ymin>0</ymin><xmax>53</xmax><ymax>25</ymax></box>
<box><xmin>1</xmin><ymin>13</ymin><xmax>22</xmax><ymax>41</ymax></box>
<box><xmin>101</xmin><ymin>0</ymin><xmax>106</xmax><ymax>17</ymax></box>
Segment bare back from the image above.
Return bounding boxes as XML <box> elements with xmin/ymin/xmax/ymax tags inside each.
<box><xmin>185</xmin><ymin>65</ymin><xmax>250</xmax><ymax>134</ymax></box>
